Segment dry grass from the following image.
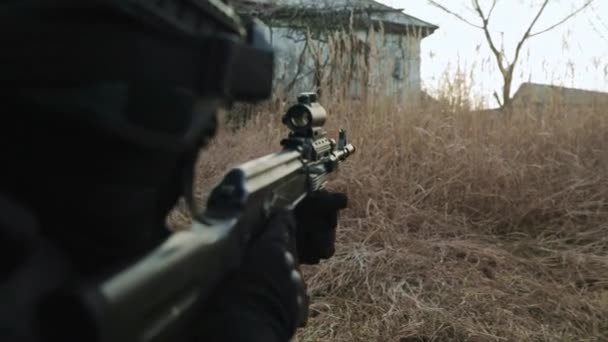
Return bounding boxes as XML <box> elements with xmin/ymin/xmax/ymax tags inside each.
<box><xmin>169</xmin><ymin>93</ymin><xmax>608</xmax><ymax>341</ymax></box>
<box><xmin>167</xmin><ymin>22</ymin><xmax>608</xmax><ymax>340</ymax></box>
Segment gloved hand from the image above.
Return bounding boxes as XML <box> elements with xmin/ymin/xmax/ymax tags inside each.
<box><xmin>192</xmin><ymin>209</ymin><xmax>307</xmax><ymax>342</ymax></box>
<box><xmin>193</xmin><ymin>190</ymin><xmax>347</xmax><ymax>341</ymax></box>
<box><xmin>294</xmin><ymin>190</ymin><xmax>348</xmax><ymax>265</ymax></box>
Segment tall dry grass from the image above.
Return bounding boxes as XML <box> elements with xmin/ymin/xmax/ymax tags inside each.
<box><xmin>169</xmin><ymin>23</ymin><xmax>608</xmax><ymax>341</ymax></box>
<box><xmin>172</xmin><ymin>94</ymin><xmax>608</xmax><ymax>341</ymax></box>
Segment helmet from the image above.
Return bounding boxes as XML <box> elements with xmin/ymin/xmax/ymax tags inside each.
<box><xmin>0</xmin><ymin>0</ymin><xmax>275</xmax><ymax>268</ymax></box>
<box><xmin>1</xmin><ymin>0</ymin><xmax>274</xmax><ymax>150</ymax></box>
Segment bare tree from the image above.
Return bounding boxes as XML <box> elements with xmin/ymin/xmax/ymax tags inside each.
<box><xmin>428</xmin><ymin>0</ymin><xmax>594</xmax><ymax>109</ymax></box>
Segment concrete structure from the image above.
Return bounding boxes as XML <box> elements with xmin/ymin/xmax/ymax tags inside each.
<box><xmin>511</xmin><ymin>82</ymin><xmax>608</xmax><ymax>112</ymax></box>
<box><xmin>235</xmin><ymin>0</ymin><xmax>438</xmax><ymax>104</ymax></box>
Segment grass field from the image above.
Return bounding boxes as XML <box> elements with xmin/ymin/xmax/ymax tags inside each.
<box><xmin>170</xmin><ymin>91</ymin><xmax>608</xmax><ymax>341</ymax></box>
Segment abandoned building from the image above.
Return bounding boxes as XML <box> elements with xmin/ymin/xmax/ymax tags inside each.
<box><xmin>235</xmin><ymin>0</ymin><xmax>438</xmax><ymax>104</ymax></box>
<box><xmin>511</xmin><ymin>82</ymin><xmax>608</xmax><ymax>112</ymax></box>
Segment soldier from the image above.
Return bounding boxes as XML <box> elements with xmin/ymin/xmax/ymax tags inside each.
<box><xmin>0</xmin><ymin>0</ymin><xmax>347</xmax><ymax>341</ymax></box>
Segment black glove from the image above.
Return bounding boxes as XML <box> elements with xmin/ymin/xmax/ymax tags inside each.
<box><xmin>192</xmin><ymin>209</ymin><xmax>307</xmax><ymax>342</ymax></box>
<box><xmin>193</xmin><ymin>190</ymin><xmax>347</xmax><ymax>341</ymax></box>
<box><xmin>294</xmin><ymin>190</ymin><xmax>348</xmax><ymax>265</ymax></box>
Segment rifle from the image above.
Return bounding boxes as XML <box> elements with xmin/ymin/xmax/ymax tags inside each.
<box><xmin>41</xmin><ymin>92</ymin><xmax>355</xmax><ymax>342</ymax></box>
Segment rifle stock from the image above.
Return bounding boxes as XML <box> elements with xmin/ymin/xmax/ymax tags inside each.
<box><xmin>43</xmin><ymin>93</ymin><xmax>355</xmax><ymax>342</ymax></box>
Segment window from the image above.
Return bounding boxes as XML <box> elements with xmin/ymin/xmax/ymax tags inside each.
<box><xmin>393</xmin><ymin>57</ymin><xmax>404</xmax><ymax>80</ymax></box>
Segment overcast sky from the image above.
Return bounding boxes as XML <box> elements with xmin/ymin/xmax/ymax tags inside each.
<box><xmin>375</xmin><ymin>0</ymin><xmax>608</xmax><ymax>106</ymax></box>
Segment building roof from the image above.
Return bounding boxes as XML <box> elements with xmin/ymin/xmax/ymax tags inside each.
<box><xmin>512</xmin><ymin>82</ymin><xmax>608</xmax><ymax>107</ymax></box>
<box><xmin>234</xmin><ymin>0</ymin><xmax>439</xmax><ymax>37</ymax></box>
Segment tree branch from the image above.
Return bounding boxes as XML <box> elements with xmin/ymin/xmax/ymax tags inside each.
<box><xmin>511</xmin><ymin>0</ymin><xmax>549</xmax><ymax>72</ymax></box>
<box><xmin>493</xmin><ymin>91</ymin><xmax>503</xmax><ymax>107</ymax></box>
<box><xmin>427</xmin><ymin>0</ymin><xmax>483</xmax><ymax>29</ymax></box>
<box><xmin>286</xmin><ymin>37</ymin><xmax>310</xmax><ymax>92</ymax></box>
<box><xmin>487</xmin><ymin>0</ymin><xmax>498</xmax><ymax>19</ymax></box>
<box><xmin>471</xmin><ymin>0</ymin><xmax>506</xmax><ymax>75</ymax></box>
<box><xmin>529</xmin><ymin>0</ymin><xmax>594</xmax><ymax>37</ymax></box>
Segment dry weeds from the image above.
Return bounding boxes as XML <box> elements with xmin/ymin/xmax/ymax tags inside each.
<box><xmin>168</xmin><ymin>10</ymin><xmax>608</xmax><ymax>340</ymax></box>
<box><xmin>168</xmin><ymin>94</ymin><xmax>608</xmax><ymax>342</ymax></box>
